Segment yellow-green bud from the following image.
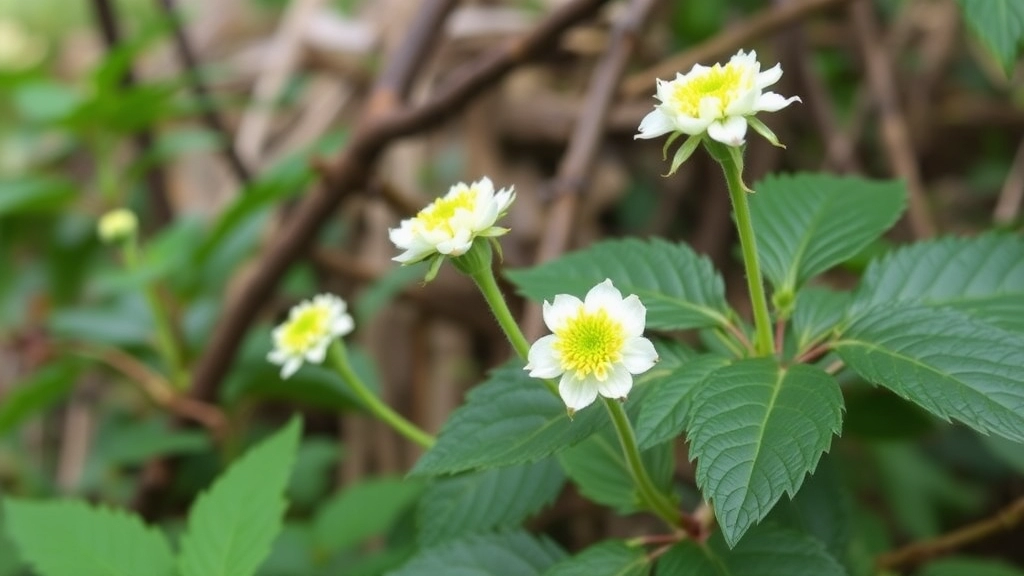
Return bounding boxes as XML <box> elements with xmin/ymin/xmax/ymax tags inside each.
<box><xmin>97</xmin><ymin>209</ymin><xmax>138</xmax><ymax>244</ymax></box>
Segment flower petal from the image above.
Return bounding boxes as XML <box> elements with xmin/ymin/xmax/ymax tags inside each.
<box><xmin>525</xmin><ymin>334</ymin><xmax>563</xmax><ymax>378</ymax></box>
<box><xmin>756</xmin><ymin>92</ymin><xmax>801</xmax><ymax>112</ymax></box>
<box><xmin>558</xmin><ymin>373</ymin><xmax>600</xmax><ymax>412</ymax></box>
<box><xmin>707</xmin><ymin>116</ymin><xmax>748</xmax><ymax>146</ymax></box>
<box><xmin>596</xmin><ymin>363</ymin><xmax>633</xmax><ymax>400</ymax></box>
<box><xmin>584</xmin><ymin>279</ymin><xmax>624</xmax><ymax>313</ymax></box>
<box><xmin>621</xmin><ymin>336</ymin><xmax>658</xmax><ymax>374</ymax></box>
<box><xmin>281</xmin><ymin>357</ymin><xmax>302</xmax><ymax>379</ymax></box>
<box><xmin>543</xmin><ymin>294</ymin><xmax>582</xmax><ymax>332</ymax></box>
<box><xmin>635</xmin><ymin>109</ymin><xmax>676</xmax><ymax>140</ymax></box>
<box><xmin>757</xmin><ymin>63</ymin><xmax>783</xmax><ymax>89</ymax></box>
<box><xmin>613</xmin><ymin>294</ymin><xmax>647</xmax><ymax>338</ymax></box>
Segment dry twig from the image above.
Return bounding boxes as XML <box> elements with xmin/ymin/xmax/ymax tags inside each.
<box><xmin>994</xmin><ymin>136</ymin><xmax>1024</xmax><ymax>225</ymax></box>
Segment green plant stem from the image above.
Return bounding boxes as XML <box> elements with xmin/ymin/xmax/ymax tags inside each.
<box><xmin>122</xmin><ymin>240</ymin><xmax>187</xmax><ymax>388</ymax></box>
<box><xmin>719</xmin><ymin>150</ymin><xmax>774</xmax><ymax>356</ymax></box>
<box><xmin>327</xmin><ymin>341</ymin><xmax>435</xmax><ymax>449</ymax></box>
<box><xmin>604</xmin><ymin>398</ymin><xmax>681</xmax><ymax>528</ymax></box>
<box><xmin>469</xmin><ymin>267</ymin><xmax>532</xmax><ymax>359</ymax></box>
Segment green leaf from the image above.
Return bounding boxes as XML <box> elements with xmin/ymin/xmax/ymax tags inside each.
<box><xmin>559</xmin><ymin>427</ymin><xmax>673</xmax><ymax>514</ymax></box>
<box><xmin>921</xmin><ymin>557</ymin><xmax>1024</xmax><ymax>576</ymax></box>
<box><xmin>418</xmin><ymin>459</ymin><xmax>565</xmax><ymax>546</ymax></box>
<box><xmin>507</xmin><ymin>238</ymin><xmax>731</xmax><ymax>330</ymax></box>
<box><xmin>657</xmin><ymin>524</ymin><xmax>846</xmax><ymax>576</ymax></box>
<box><xmin>635</xmin><ymin>354</ymin><xmax>731</xmax><ymax>450</ymax></box>
<box><xmin>545</xmin><ymin>540</ymin><xmax>649</xmax><ymax>576</ymax></box>
<box><xmin>850</xmin><ymin>234</ymin><xmax>1024</xmax><ymax>333</ymax></box>
<box><xmin>687</xmin><ymin>360</ymin><xmax>843</xmax><ymax>547</ymax></box>
<box><xmin>767</xmin><ymin>458</ymin><xmax>852</xmax><ymax>570</ymax></box>
<box><xmin>842</xmin><ymin>386</ymin><xmax>934</xmax><ymax>440</ymax></box>
<box><xmin>791</xmin><ymin>288</ymin><xmax>851</xmax><ymax>352</ymax></box>
<box><xmin>178</xmin><ymin>417</ymin><xmax>302</xmax><ymax>576</ymax></box>
<box><xmin>981</xmin><ymin>435</ymin><xmax>1024</xmax><ymax>475</ymax></box>
<box><xmin>0</xmin><ymin>177</ymin><xmax>77</xmax><ymax>216</ymax></box>
<box><xmin>835</xmin><ymin>305</ymin><xmax>1024</xmax><ymax>443</ymax></box>
<box><xmin>0</xmin><ymin>360</ymin><xmax>79</xmax><ymax>437</ymax></box>
<box><xmin>3</xmin><ymin>499</ymin><xmax>174</xmax><ymax>576</ymax></box>
<box><xmin>313</xmin><ymin>477</ymin><xmax>424</xmax><ymax>555</ymax></box>
<box><xmin>390</xmin><ymin>531</ymin><xmax>565</xmax><ymax>576</ymax></box>
<box><xmin>411</xmin><ymin>362</ymin><xmax>606</xmax><ymax>476</ymax></box>
<box><xmin>957</xmin><ymin>0</ymin><xmax>1024</xmax><ymax>76</ymax></box>
<box><xmin>748</xmin><ymin>173</ymin><xmax>906</xmax><ymax>293</ymax></box>
<box><xmin>287</xmin><ymin>437</ymin><xmax>342</xmax><ymax>510</ymax></box>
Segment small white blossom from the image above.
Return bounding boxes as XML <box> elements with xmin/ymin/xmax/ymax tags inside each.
<box><xmin>525</xmin><ymin>279</ymin><xmax>658</xmax><ymax>413</ymax></box>
<box><xmin>389</xmin><ymin>177</ymin><xmax>515</xmax><ymax>265</ymax></box>
<box><xmin>267</xmin><ymin>294</ymin><xmax>354</xmax><ymax>379</ymax></box>
<box><xmin>635</xmin><ymin>49</ymin><xmax>800</xmax><ymax>149</ymax></box>
<box><xmin>97</xmin><ymin>208</ymin><xmax>138</xmax><ymax>244</ymax></box>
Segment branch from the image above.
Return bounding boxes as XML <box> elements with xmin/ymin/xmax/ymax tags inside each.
<box><xmin>994</xmin><ymin>135</ymin><xmax>1024</xmax><ymax>225</ymax></box>
<box><xmin>621</xmin><ymin>0</ymin><xmax>853</xmax><ymax>99</ymax></box>
<box><xmin>877</xmin><ymin>496</ymin><xmax>1024</xmax><ymax>570</ymax></box>
<box><xmin>157</xmin><ymin>0</ymin><xmax>252</xmax><ymax>185</ymax></box>
<box><xmin>189</xmin><ymin>0</ymin><xmax>614</xmax><ymax>401</ymax></box>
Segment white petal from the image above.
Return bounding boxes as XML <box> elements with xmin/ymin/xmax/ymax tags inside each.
<box><xmin>473</xmin><ymin>176</ymin><xmax>494</xmax><ymax>196</ymax></box>
<box><xmin>725</xmin><ymin>87</ymin><xmax>759</xmax><ymax>117</ymax></box>
<box><xmin>614</xmin><ymin>294</ymin><xmax>647</xmax><ymax>338</ymax></box>
<box><xmin>436</xmin><ymin>229</ymin><xmax>472</xmax><ymax>255</ymax></box>
<box><xmin>621</xmin><ymin>337</ymin><xmax>658</xmax><ymax>374</ymax></box>
<box><xmin>757</xmin><ymin>63</ymin><xmax>783</xmax><ymax>89</ymax></box>
<box><xmin>756</xmin><ymin>92</ymin><xmax>801</xmax><ymax>112</ymax></box>
<box><xmin>596</xmin><ymin>363</ymin><xmax>633</xmax><ymax>400</ymax></box>
<box><xmin>543</xmin><ymin>294</ymin><xmax>582</xmax><ymax>332</ymax></box>
<box><xmin>525</xmin><ymin>335</ymin><xmax>563</xmax><ymax>378</ymax></box>
<box><xmin>267</xmin><ymin>349</ymin><xmax>288</xmax><ymax>364</ymax></box>
<box><xmin>635</xmin><ymin>109</ymin><xmax>676</xmax><ymax>140</ymax></box>
<box><xmin>306</xmin><ymin>339</ymin><xmax>330</xmax><ymax>364</ymax></box>
<box><xmin>673</xmin><ymin>112</ymin><xmax>715</xmax><ymax>135</ymax></box>
<box><xmin>559</xmin><ymin>373</ymin><xmax>600</xmax><ymax>412</ymax></box>
<box><xmin>707</xmin><ymin>116</ymin><xmax>748</xmax><ymax>146</ymax></box>
<box><xmin>584</xmin><ymin>279</ymin><xmax>623</xmax><ymax>313</ymax></box>
<box><xmin>388</xmin><ymin>224</ymin><xmax>414</xmax><ymax>248</ymax></box>
<box><xmin>333</xmin><ymin>314</ymin><xmax>355</xmax><ymax>337</ymax></box>
<box><xmin>281</xmin><ymin>357</ymin><xmax>302</xmax><ymax>379</ymax></box>
<box><xmin>698</xmin><ymin>96</ymin><xmax>722</xmax><ymax>120</ymax></box>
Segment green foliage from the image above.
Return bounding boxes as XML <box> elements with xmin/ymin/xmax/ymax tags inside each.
<box><xmin>178</xmin><ymin>417</ymin><xmax>302</xmax><ymax>576</ymax></box>
<box><xmin>417</xmin><ymin>459</ymin><xmax>565</xmax><ymax>545</ymax></box>
<box><xmin>957</xmin><ymin>0</ymin><xmax>1024</xmax><ymax>75</ymax></box>
<box><xmin>545</xmin><ymin>540</ymin><xmax>650</xmax><ymax>576</ymax></box>
<box><xmin>687</xmin><ymin>360</ymin><xmax>843</xmax><ymax>546</ymax></box>
<box><xmin>2</xmin><ymin>499</ymin><xmax>175</xmax><ymax>576</ymax></box>
<box><xmin>0</xmin><ymin>359</ymin><xmax>79</xmax><ymax>436</ymax></box>
<box><xmin>790</xmin><ymin>288</ymin><xmax>850</xmax><ymax>352</ymax></box>
<box><xmin>389</xmin><ymin>531</ymin><xmax>566</xmax><ymax>576</ymax></box>
<box><xmin>748</xmin><ymin>173</ymin><xmax>906</xmax><ymax>295</ymax></box>
<box><xmin>920</xmin><ymin>557</ymin><xmax>1024</xmax><ymax>576</ymax></box>
<box><xmin>0</xmin><ymin>176</ymin><xmax>76</xmax><ymax>215</ymax></box>
<box><xmin>312</xmin><ymin>477</ymin><xmax>424</xmax><ymax>555</ymax></box>
<box><xmin>507</xmin><ymin>238</ymin><xmax>731</xmax><ymax>330</ymax></box>
<box><xmin>411</xmin><ymin>362</ymin><xmax>606</xmax><ymax>476</ymax></box>
<box><xmin>767</xmin><ymin>459</ymin><xmax>853</xmax><ymax>571</ymax></box>
<box><xmin>634</xmin><ymin>354</ymin><xmax>731</xmax><ymax>449</ymax></box>
<box><xmin>836</xmin><ymin>305</ymin><xmax>1024</xmax><ymax>443</ymax></box>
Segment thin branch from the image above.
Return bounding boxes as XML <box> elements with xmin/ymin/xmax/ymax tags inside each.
<box><xmin>157</xmin><ymin>0</ymin><xmax>252</xmax><ymax>185</ymax></box>
<box><xmin>994</xmin><ymin>135</ymin><xmax>1024</xmax><ymax>225</ymax></box>
<box><xmin>622</xmin><ymin>0</ymin><xmax>853</xmax><ymax>99</ymax></box>
<box><xmin>877</xmin><ymin>496</ymin><xmax>1024</xmax><ymax>570</ymax></box>
<box><xmin>523</xmin><ymin>0</ymin><xmax>660</xmax><ymax>340</ymax></box>
<box><xmin>189</xmin><ymin>0</ymin><xmax>614</xmax><ymax>401</ymax></box>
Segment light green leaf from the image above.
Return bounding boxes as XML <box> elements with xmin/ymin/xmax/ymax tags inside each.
<box><xmin>418</xmin><ymin>459</ymin><xmax>565</xmax><ymax>546</ymax></box>
<box><xmin>748</xmin><ymin>173</ymin><xmax>906</xmax><ymax>293</ymax></box>
<box><xmin>687</xmin><ymin>360</ymin><xmax>843</xmax><ymax>547</ymax></box>
<box><xmin>0</xmin><ymin>360</ymin><xmax>79</xmax><ymax>437</ymax></box>
<box><xmin>3</xmin><ymin>499</ymin><xmax>174</xmax><ymax>576</ymax></box>
<box><xmin>791</xmin><ymin>288</ymin><xmax>851</xmax><ymax>352</ymax></box>
<box><xmin>922</xmin><ymin>557</ymin><xmax>1024</xmax><ymax>576</ymax></box>
<box><xmin>657</xmin><ymin>524</ymin><xmax>846</xmax><ymax>576</ymax></box>
<box><xmin>850</xmin><ymin>234</ymin><xmax>1024</xmax><ymax>333</ymax></box>
<box><xmin>545</xmin><ymin>540</ymin><xmax>649</xmax><ymax>576</ymax></box>
<box><xmin>0</xmin><ymin>177</ymin><xmax>77</xmax><ymax>216</ymax></box>
<box><xmin>178</xmin><ymin>417</ymin><xmax>302</xmax><ymax>576</ymax></box>
<box><xmin>635</xmin><ymin>355</ymin><xmax>731</xmax><ymax>450</ymax></box>
<box><xmin>957</xmin><ymin>0</ymin><xmax>1024</xmax><ymax>75</ymax></box>
<box><xmin>507</xmin><ymin>238</ymin><xmax>731</xmax><ymax>330</ymax></box>
<box><xmin>313</xmin><ymin>477</ymin><xmax>424</xmax><ymax>554</ymax></box>
<box><xmin>389</xmin><ymin>531</ymin><xmax>565</xmax><ymax>576</ymax></box>
<box><xmin>835</xmin><ymin>305</ymin><xmax>1024</xmax><ymax>443</ymax></box>
<box><xmin>411</xmin><ymin>362</ymin><xmax>606</xmax><ymax>476</ymax></box>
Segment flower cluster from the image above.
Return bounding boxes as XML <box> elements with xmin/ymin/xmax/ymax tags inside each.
<box><xmin>267</xmin><ymin>294</ymin><xmax>354</xmax><ymax>378</ymax></box>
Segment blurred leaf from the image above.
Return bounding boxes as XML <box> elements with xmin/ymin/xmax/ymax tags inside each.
<box><xmin>687</xmin><ymin>359</ymin><xmax>843</xmax><ymax>547</ymax></box>
<box><xmin>920</xmin><ymin>557</ymin><xmax>1024</xmax><ymax>576</ymax></box>
<box><xmin>11</xmin><ymin>81</ymin><xmax>82</xmax><ymax>123</ymax></box>
<box><xmin>957</xmin><ymin>0</ymin><xmax>1024</xmax><ymax>76</ymax></box>
<box><xmin>791</xmin><ymin>288</ymin><xmax>851</xmax><ymax>352</ymax></box>
<box><xmin>178</xmin><ymin>417</ymin><xmax>302</xmax><ymax>576</ymax></box>
<box><xmin>95</xmin><ymin>417</ymin><xmax>210</xmax><ymax>466</ymax></box>
<box><xmin>507</xmin><ymin>238</ymin><xmax>731</xmax><ymax>331</ymax></box>
<box><xmin>418</xmin><ymin>458</ymin><xmax>565</xmax><ymax>546</ymax></box>
<box><xmin>313</xmin><ymin>477</ymin><xmax>424</xmax><ymax>555</ymax></box>
<box><xmin>257</xmin><ymin>523</ymin><xmax>321</xmax><ymax>576</ymax></box>
<box><xmin>657</xmin><ymin>524</ymin><xmax>845</xmax><ymax>575</ymax></box>
<box><xmin>545</xmin><ymin>540</ymin><xmax>649</xmax><ymax>576</ymax></box>
<box><xmin>389</xmin><ymin>531</ymin><xmax>565</xmax><ymax>576</ymax></box>
<box><xmin>0</xmin><ymin>509</ymin><xmax>24</xmax><ymax>576</ymax></box>
<box><xmin>981</xmin><ymin>434</ymin><xmax>1024</xmax><ymax>475</ymax></box>
<box><xmin>48</xmin><ymin>295</ymin><xmax>154</xmax><ymax>346</ymax></box>
<box><xmin>0</xmin><ymin>359</ymin><xmax>79</xmax><ymax>437</ymax></box>
<box><xmin>635</xmin><ymin>354</ymin><xmax>731</xmax><ymax>450</ymax></box>
<box><xmin>287</xmin><ymin>438</ymin><xmax>341</xmax><ymax>510</ymax></box>
<box><xmin>0</xmin><ymin>176</ymin><xmax>76</xmax><ymax>215</ymax></box>
<box><xmin>843</xmin><ymin>386</ymin><xmax>934</xmax><ymax>441</ymax></box>
<box><xmin>128</xmin><ymin>128</ymin><xmax>222</xmax><ymax>178</ymax></box>
<box><xmin>749</xmin><ymin>173</ymin><xmax>906</xmax><ymax>294</ymax></box>
<box><xmin>3</xmin><ymin>499</ymin><xmax>174</xmax><ymax>576</ymax></box>
<box><xmin>354</xmin><ymin>262</ymin><xmax>428</xmax><ymax>325</ymax></box>
<box><xmin>93</xmin><ymin>217</ymin><xmax>205</xmax><ymax>297</ymax></box>
<box><xmin>768</xmin><ymin>458</ymin><xmax>853</xmax><ymax>571</ymax></box>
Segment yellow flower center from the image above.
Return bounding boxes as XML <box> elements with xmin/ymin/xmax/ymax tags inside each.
<box><xmin>280</xmin><ymin>306</ymin><xmax>329</xmax><ymax>353</ymax></box>
<box><xmin>553</xmin><ymin>308</ymin><xmax>626</xmax><ymax>381</ymax></box>
<box><xmin>417</xmin><ymin>188</ymin><xmax>477</xmax><ymax>234</ymax></box>
<box><xmin>669</xmin><ymin>63</ymin><xmax>751</xmax><ymax>117</ymax></box>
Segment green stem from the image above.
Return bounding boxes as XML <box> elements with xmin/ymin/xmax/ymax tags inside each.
<box><xmin>469</xmin><ymin>267</ymin><xmax>532</xmax><ymax>359</ymax></box>
<box><xmin>719</xmin><ymin>148</ymin><xmax>774</xmax><ymax>356</ymax></box>
<box><xmin>604</xmin><ymin>398</ymin><xmax>681</xmax><ymax>528</ymax></box>
<box><xmin>327</xmin><ymin>341</ymin><xmax>435</xmax><ymax>448</ymax></box>
<box><xmin>122</xmin><ymin>240</ymin><xmax>187</xmax><ymax>388</ymax></box>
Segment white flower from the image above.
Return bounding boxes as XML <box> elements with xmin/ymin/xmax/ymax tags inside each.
<box><xmin>525</xmin><ymin>279</ymin><xmax>658</xmax><ymax>413</ymax></box>
<box><xmin>389</xmin><ymin>177</ymin><xmax>515</xmax><ymax>265</ymax></box>
<box><xmin>267</xmin><ymin>294</ymin><xmax>354</xmax><ymax>379</ymax></box>
<box><xmin>97</xmin><ymin>208</ymin><xmax>138</xmax><ymax>244</ymax></box>
<box><xmin>635</xmin><ymin>49</ymin><xmax>800</xmax><ymax>148</ymax></box>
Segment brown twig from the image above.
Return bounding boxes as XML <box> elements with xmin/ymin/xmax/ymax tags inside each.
<box><xmin>157</xmin><ymin>0</ymin><xmax>252</xmax><ymax>185</ymax></box>
<box><xmin>994</xmin><ymin>136</ymin><xmax>1024</xmax><ymax>225</ymax></box>
<box><xmin>189</xmin><ymin>0</ymin><xmax>614</xmax><ymax>401</ymax></box>
<box><xmin>621</xmin><ymin>0</ymin><xmax>853</xmax><ymax>99</ymax></box>
<box><xmin>774</xmin><ymin>318</ymin><xmax>785</xmax><ymax>356</ymax></box>
<box><xmin>876</xmin><ymin>496</ymin><xmax>1024</xmax><ymax>570</ymax></box>
<box><xmin>523</xmin><ymin>0</ymin><xmax>660</xmax><ymax>340</ymax></box>
<box><xmin>849</xmin><ymin>0</ymin><xmax>936</xmax><ymax>238</ymax></box>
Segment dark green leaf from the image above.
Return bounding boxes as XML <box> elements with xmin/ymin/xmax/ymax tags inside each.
<box><xmin>545</xmin><ymin>541</ymin><xmax>649</xmax><ymax>576</ymax></box>
<box><xmin>921</xmin><ymin>557</ymin><xmax>1024</xmax><ymax>576</ymax></box>
<box><xmin>791</xmin><ymin>288</ymin><xmax>850</xmax><ymax>351</ymax></box>
<box><xmin>287</xmin><ymin>438</ymin><xmax>342</xmax><ymax>510</ymax></box>
<box><xmin>507</xmin><ymin>238</ymin><xmax>731</xmax><ymax>330</ymax></box>
<box><xmin>981</xmin><ymin>435</ymin><xmax>1024</xmax><ymax>475</ymax></box>
<box><xmin>767</xmin><ymin>458</ymin><xmax>852</xmax><ymax>570</ymax></box>
<box><xmin>635</xmin><ymin>354</ymin><xmax>731</xmax><ymax>450</ymax></box>
<box><xmin>843</xmin><ymin>386</ymin><xmax>934</xmax><ymax>440</ymax></box>
<box><xmin>313</xmin><ymin>477</ymin><xmax>424</xmax><ymax>555</ymax></box>
<box><xmin>0</xmin><ymin>360</ymin><xmax>79</xmax><ymax>437</ymax></box>
<box><xmin>957</xmin><ymin>0</ymin><xmax>1024</xmax><ymax>75</ymax></box>
<box><xmin>687</xmin><ymin>360</ymin><xmax>843</xmax><ymax>546</ymax></box>
<box><xmin>389</xmin><ymin>531</ymin><xmax>565</xmax><ymax>576</ymax></box>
